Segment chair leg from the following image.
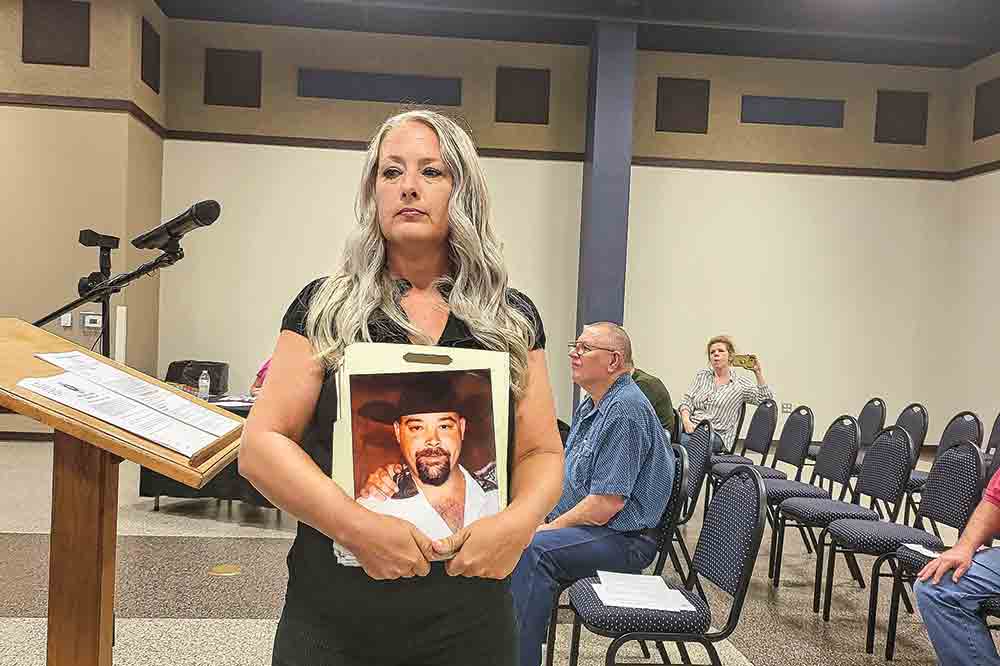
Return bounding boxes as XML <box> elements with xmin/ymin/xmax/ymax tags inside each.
<box><xmin>768</xmin><ymin>508</ymin><xmax>777</xmax><ymax>579</ymax></box>
<box><xmin>813</xmin><ymin>529</ymin><xmax>828</xmax><ymax>613</ymax></box>
<box><xmin>675</xmin><ymin>534</ymin><xmax>707</xmax><ymax>599</ymax></box>
<box><xmin>639</xmin><ymin>641</ymin><xmax>651</xmax><ymax>659</ymax></box>
<box><xmin>824</xmin><ymin>541</ymin><xmax>838</xmax><ymax>621</ymax></box>
<box><xmin>568</xmin><ymin>613</ymin><xmax>582</xmax><ymax>666</ymax></box>
<box><xmin>545</xmin><ymin>592</ymin><xmax>561</xmax><ymax>666</ymax></box>
<box><xmin>886</xmin><ymin>568</ymin><xmax>905</xmax><ymax>661</ymax></box>
<box><xmin>702</xmin><ymin>477</ymin><xmax>713</xmax><ymax>519</ymax></box>
<box><xmin>605</xmin><ymin>636</ymin><xmax>628</xmax><ymax>666</ymax></box>
<box><xmin>805</xmin><ymin>526</ymin><xmax>820</xmax><ymax>552</ymax></box>
<box><xmin>667</xmin><ymin>542</ymin><xmax>686</xmax><ymax>582</ymax></box>
<box><xmin>704</xmin><ymin>641</ymin><xmax>723</xmax><ymax>666</ymax></box>
<box><xmin>655</xmin><ymin>641</ymin><xmax>671</xmax><ymax>663</ymax></box>
<box><xmin>796</xmin><ymin>524</ymin><xmax>815</xmax><ymax>554</ymax></box>
<box><xmin>929</xmin><ymin>518</ymin><xmax>942</xmax><ymax>539</ymax></box>
<box><xmin>887</xmin><ymin>559</ymin><xmax>915</xmax><ymax>614</ymax></box>
<box><xmin>845</xmin><ymin>552</ymin><xmax>866</xmax><ymax>589</ymax></box>
<box><xmin>773</xmin><ymin>512</ymin><xmax>787</xmax><ymax>588</ymax></box>
<box><xmin>676</xmin><ymin>641</ymin><xmax>691</xmax><ymax>664</ymax></box>
<box><xmin>903</xmin><ymin>490</ymin><xmax>911</xmax><ymax>525</ymax></box>
<box><xmin>153</xmin><ymin>495</ymin><xmax>160</xmax><ymax>511</ymax></box>
<box><xmin>867</xmin><ymin>554</ymin><xmax>891</xmax><ymax>654</ymax></box>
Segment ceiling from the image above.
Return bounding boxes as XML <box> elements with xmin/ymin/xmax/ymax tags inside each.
<box><xmin>155</xmin><ymin>0</ymin><xmax>1000</xmax><ymax>68</ymax></box>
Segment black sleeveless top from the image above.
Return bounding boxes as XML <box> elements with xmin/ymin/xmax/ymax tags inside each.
<box><xmin>278</xmin><ymin>278</ymin><xmax>546</xmax><ymax>641</ymax></box>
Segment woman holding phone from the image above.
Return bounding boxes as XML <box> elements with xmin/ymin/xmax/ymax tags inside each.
<box><xmin>677</xmin><ymin>334</ymin><xmax>773</xmax><ymax>452</ymax></box>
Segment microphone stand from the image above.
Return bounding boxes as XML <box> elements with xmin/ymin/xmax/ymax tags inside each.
<box><xmin>34</xmin><ymin>240</ymin><xmax>184</xmax><ymax>359</ymax></box>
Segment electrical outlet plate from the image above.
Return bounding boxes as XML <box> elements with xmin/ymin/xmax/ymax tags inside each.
<box><xmin>81</xmin><ymin>312</ymin><xmax>102</xmax><ymax>329</ymax></box>
<box><xmin>782</xmin><ymin>402</ymin><xmax>794</xmax><ymax>414</ymax></box>
<box><xmin>60</xmin><ymin>313</ymin><xmax>73</xmax><ymax>328</ymax></box>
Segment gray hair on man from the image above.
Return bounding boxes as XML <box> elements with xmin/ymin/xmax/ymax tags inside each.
<box><xmin>585</xmin><ymin>321</ymin><xmax>634</xmax><ymax>368</ymax></box>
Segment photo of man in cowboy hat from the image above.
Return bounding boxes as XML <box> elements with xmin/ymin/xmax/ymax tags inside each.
<box><xmin>354</xmin><ymin>371</ymin><xmax>499</xmax><ymax>541</ymax></box>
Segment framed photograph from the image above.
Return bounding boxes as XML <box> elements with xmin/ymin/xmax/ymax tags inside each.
<box><xmin>332</xmin><ymin>343</ymin><xmax>510</xmax><ymax>544</ymax></box>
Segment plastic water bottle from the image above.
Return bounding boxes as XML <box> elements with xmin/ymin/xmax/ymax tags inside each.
<box><xmin>198</xmin><ymin>370</ymin><xmax>211</xmax><ymax>399</ymax></box>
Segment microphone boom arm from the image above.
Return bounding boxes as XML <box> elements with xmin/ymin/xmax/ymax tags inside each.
<box><xmin>33</xmin><ymin>245</ymin><xmax>183</xmax><ymax>329</ymax></box>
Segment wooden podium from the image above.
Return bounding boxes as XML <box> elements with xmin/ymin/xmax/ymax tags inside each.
<box><xmin>0</xmin><ymin>319</ymin><xmax>242</xmax><ymax>666</ymax></box>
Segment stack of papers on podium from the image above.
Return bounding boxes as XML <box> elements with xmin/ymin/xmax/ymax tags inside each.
<box><xmin>592</xmin><ymin>571</ymin><xmax>696</xmax><ymax>612</ymax></box>
<box><xmin>18</xmin><ymin>351</ymin><xmax>239</xmax><ymax>459</ymax></box>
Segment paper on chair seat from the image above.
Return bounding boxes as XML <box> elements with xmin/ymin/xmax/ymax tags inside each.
<box><xmin>592</xmin><ymin>571</ymin><xmax>696</xmax><ymax>612</ymax></box>
<box><xmin>902</xmin><ymin>543</ymin><xmax>943</xmax><ymax>559</ymax></box>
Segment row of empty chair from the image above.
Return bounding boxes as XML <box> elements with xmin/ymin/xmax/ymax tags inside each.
<box><xmin>550</xmin><ymin>398</ymin><xmax>1000</xmax><ymax>664</ymax></box>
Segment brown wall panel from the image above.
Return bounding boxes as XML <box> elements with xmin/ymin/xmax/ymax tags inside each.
<box><xmin>141</xmin><ymin>17</ymin><xmax>159</xmax><ymax>93</ymax></box>
<box><xmin>22</xmin><ymin>0</ymin><xmax>90</xmax><ymax>67</ymax></box>
<box><xmin>655</xmin><ymin>77</ymin><xmax>709</xmax><ymax>134</ymax></box>
<box><xmin>973</xmin><ymin>76</ymin><xmax>1000</xmax><ymax>141</ymax></box>
<box><xmin>204</xmin><ymin>48</ymin><xmax>261</xmax><ymax>108</ymax></box>
<box><xmin>874</xmin><ymin>90</ymin><xmax>929</xmax><ymax>145</ymax></box>
<box><xmin>495</xmin><ymin>66</ymin><xmax>550</xmax><ymax>124</ymax></box>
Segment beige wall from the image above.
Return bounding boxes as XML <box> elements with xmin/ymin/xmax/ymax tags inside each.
<box><xmin>166</xmin><ymin>20</ymin><xmax>588</xmax><ymax>154</ymax></box>
<box><xmin>624</xmin><ymin>167</ymin><xmax>956</xmax><ymax>440</ymax></box>
<box><xmin>0</xmin><ymin>0</ymin><xmax>131</xmax><ymax>100</ymax></box>
<box><xmin>0</xmin><ymin>0</ymin><xmax>166</xmax><ymax>124</ymax></box>
<box><xmin>0</xmin><ymin>105</ymin><xmax>162</xmax><ymax>380</ymax></box>
<box><xmin>128</xmin><ymin>0</ymin><xmax>169</xmax><ymax>126</ymax></box>
<box><xmin>0</xmin><ymin>105</ymin><xmax>129</xmax><ymax>435</ymax></box>
<box><xmin>635</xmin><ymin>52</ymin><xmax>957</xmax><ymax>171</ymax></box>
<box><xmin>122</xmin><ymin>115</ymin><xmax>164</xmax><ymax>375</ymax></box>
<box><xmin>957</xmin><ymin>52</ymin><xmax>1000</xmax><ymax>170</ymax></box>
<box><xmin>2</xmin><ymin>3</ymin><xmax>997</xmax><ymax>173</ymax></box>
<box><xmin>933</xmin><ymin>169</ymin><xmax>1000</xmax><ymax>435</ymax></box>
<box><xmin>158</xmin><ymin>141</ymin><xmax>582</xmax><ymax>418</ymax></box>
<box><xmin>0</xmin><ymin>105</ymin><xmax>128</xmax><ymax>343</ymax></box>
<box><xmin>3</xmin><ymin>5</ymin><xmax>1000</xmax><ymax>434</ymax></box>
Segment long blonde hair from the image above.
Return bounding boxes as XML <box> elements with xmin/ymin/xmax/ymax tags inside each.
<box><xmin>304</xmin><ymin>110</ymin><xmax>536</xmax><ymax>397</ymax></box>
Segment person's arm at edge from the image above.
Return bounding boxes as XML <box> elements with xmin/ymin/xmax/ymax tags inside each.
<box><xmin>918</xmin><ymin>499</ymin><xmax>1000</xmax><ymax>584</ymax></box>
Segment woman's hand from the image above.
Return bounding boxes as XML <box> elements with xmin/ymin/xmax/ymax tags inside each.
<box><xmin>342</xmin><ymin>508</ymin><xmax>441</xmax><ymax>580</ymax></box>
<box><xmin>682</xmin><ymin>414</ymin><xmax>695</xmax><ymax>434</ymax></box>
<box><xmin>430</xmin><ymin>509</ymin><xmax>536</xmax><ymax>579</ymax></box>
<box><xmin>357</xmin><ymin>463</ymin><xmax>403</xmax><ymax>500</ymax></box>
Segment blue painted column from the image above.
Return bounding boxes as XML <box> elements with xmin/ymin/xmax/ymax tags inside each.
<box><xmin>573</xmin><ymin>22</ymin><xmax>636</xmax><ymax>406</ymax></box>
<box><xmin>575</xmin><ymin>21</ymin><xmax>636</xmax><ymax>332</ymax></box>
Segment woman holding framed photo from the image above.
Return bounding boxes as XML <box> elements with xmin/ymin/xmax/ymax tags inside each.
<box><xmin>240</xmin><ymin>109</ymin><xmax>565</xmax><ymax>666</ymax></box>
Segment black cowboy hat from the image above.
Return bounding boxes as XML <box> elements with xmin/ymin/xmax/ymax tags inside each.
<box><xmin>358</xmin><ymin>372</ymin><xmax>490</xmax><ymax>425</ymax></box>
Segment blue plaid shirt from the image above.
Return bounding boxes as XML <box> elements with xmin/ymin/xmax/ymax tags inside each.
<box><xmin>551</xmin><ymin>374</ymin><xmax>674</xmax><ymax>532</ymax></box>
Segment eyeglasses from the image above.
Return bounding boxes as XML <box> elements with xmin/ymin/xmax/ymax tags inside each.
<box><xmin>567</xmin><ymin>342</ymin><xmax>620</xmax><ymax>357</ymax></box>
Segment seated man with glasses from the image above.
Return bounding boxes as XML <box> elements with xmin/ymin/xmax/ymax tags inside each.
<box><xmin>510</xmin><ymin>322</ymin><xmax>674</xmax><ymax>666</ymax></box>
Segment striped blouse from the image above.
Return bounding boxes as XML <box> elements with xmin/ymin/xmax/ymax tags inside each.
<box><xmin>679</xmin><ymin>368</ymin><xmax>775</xmax><ymax>449</ymax></box>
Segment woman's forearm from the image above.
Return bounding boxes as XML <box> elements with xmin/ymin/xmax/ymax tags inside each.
<box><xmin>239</xmin><ymin>432</ymin><xmax>363</xmax><ymax>544</ymax></box>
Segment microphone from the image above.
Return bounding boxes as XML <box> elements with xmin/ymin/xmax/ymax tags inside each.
<box><xmin>131</xmin><ymin>200</ymin><xmax>221</xmax><ymax>251</ymax></box>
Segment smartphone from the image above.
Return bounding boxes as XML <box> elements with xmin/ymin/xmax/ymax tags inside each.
<box><xmin>731</xmin><ymin>354</ymin><xmax>756</xmax><ymax>370</ymax></box>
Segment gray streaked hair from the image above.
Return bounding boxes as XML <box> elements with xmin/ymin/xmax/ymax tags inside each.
<box><xmin>585</xmin><ymin>322</ymin><xmax>634</xmax><ymax>367</ymax></box>
<box><xmin>303</xmin><ymin>109</ymin><xmax>537</xmax><ymax>397</ymax></box>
